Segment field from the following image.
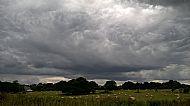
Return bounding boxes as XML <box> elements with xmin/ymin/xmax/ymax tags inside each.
<box><xmin>0</xmin><ymin>90</ymin><xmax>190</xmax><ymax>106</ymax></box>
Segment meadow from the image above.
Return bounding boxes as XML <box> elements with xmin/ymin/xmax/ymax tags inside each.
<box><xmin>0</xmin><ymin>90</ymin><xmax>190</xmax><ymax>106</ymax></box>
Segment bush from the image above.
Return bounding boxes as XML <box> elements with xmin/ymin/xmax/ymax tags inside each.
<box><xmin>183</xmin><ymin>88</ymin><xmax>190</xmax><ymax>93</ymax></box>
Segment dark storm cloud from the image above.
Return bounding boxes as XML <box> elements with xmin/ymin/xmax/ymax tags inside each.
<box><xmin>138</xmin><ymin>0</ymin><xmax>189</xmax><ymax>6</ymax></box>
<box><xmin>0</xmin><ymin>0</ymin><xmax>190</xmax><ymax>83</ymax></box>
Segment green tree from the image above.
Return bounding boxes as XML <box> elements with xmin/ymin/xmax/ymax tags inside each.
<box><xmin>89</xmin><ymin>81</ymin><xmax>99</xmax><ymax>93</ymax></box>
<box><xmin>63</xmin><ymin>77</ymin><xmax>91</xmax><ymax>95</ymax></box>
<box><xmin>122</xmin><ymin>81</ymin><xmax>135</xmax><ymax>90</ymax></box>
<box><xmin>104</xmin><ymin>80</ymin><xmax>118</xmax><ymax>91</ymax></box>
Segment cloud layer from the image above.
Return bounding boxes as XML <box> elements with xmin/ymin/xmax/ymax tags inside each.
<box><xmin>0</xmin><ymin>0</ymin><xmax>190</xmax><ymax>83</ymax></box>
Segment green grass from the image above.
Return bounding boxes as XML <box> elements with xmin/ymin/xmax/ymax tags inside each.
<box><xmin>0</xmin><ymin>90</ymin><xmax>190</xmax><ymax>106</ymax></box>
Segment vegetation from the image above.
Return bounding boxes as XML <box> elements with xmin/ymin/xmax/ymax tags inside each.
<box><xmin>0</xmin><ymin>77</ymin><xmax>190</xmax><ymax>94</ymax></box>
<box><xmin>0</xmin><ymin>90</ymin><xmax>190</xmax><ymax>106</ymax></box>
<box><xmin>0</xmin><ymin>77</ymin><xmax>190</xmax><ymax>106</ymax></box>
<box><xmin>104</xmin><ymin>80</ymin><xmax>118</xmax><ymax>91</ymax></box>
<box><xmin>0</xmin><ymin>80</ymin><xmax>24</xmax><ymax>93</ymax></box>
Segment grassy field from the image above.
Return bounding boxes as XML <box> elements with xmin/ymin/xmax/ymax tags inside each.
<box><xmin>0</xmin><ymin>90</ymin><xmax>190</xmax><ymax>106</ymax></box>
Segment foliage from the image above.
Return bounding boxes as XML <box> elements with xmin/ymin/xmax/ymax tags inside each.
<box><xmin>183</xmin><ymin>88</ymin><xmax>190</xmax><ymax>93</ymax></box>
<box><xmin>89</xmin><ymin>81</ymin><xmax>99</xmax><ymax>94</ymax></box>
<box><xmin>1</xmin><ymin>78</ymin><xmax>190</xmax><ymax>95</ymax></box>
<box><xmin>0</xmin><ymin>90</ymin><xmax>190</xmax><ymax>106</ymax></box>
<box><xmin>104</xmin><ymin>80</ymin><xmax>118</xmax><ymax>91</ymax></box>
<box><xmin>0</xmin><ymin>80</ymin><xmax>24</xmax><ymax>93</ymax></box>
<box><xmin>63</xmin><ymin>77</ymin><xmax>92</xmax><ymax>95</ymax></box>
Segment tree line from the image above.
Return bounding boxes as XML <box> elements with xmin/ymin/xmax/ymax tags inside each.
<box><xmin>0</xmin><ymin>80</ymin><xmax>24</xmax><ymax>93</ymax></box>
<box><xmin>0</xmin><ymin>77</ymin><xmax>189</xmax><ymax>95</ymax></box>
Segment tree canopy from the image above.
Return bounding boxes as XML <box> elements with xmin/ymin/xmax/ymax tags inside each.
<box><xmin>0</xmin><ymin>78</ymin><xmax>190</xmax><ymax>94</ymax></box>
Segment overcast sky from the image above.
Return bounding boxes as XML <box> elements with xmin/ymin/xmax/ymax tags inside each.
<box><xmin>0</xmin><ymin>0</ymin><xmax>190</xmax><ymax>84</ymax></box>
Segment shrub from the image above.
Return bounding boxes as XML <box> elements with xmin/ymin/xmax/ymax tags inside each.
<box><xmin>183</xmin><ymin>88</ymin><xmax>190</xmax><ymax>93</ymax></box>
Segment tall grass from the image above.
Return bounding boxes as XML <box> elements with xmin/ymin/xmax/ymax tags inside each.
<box><xmin>0</xmin><ymin>90</ymin><xmax>190</xmax><ymax>106</ymax></box>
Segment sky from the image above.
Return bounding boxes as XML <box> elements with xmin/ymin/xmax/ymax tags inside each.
<box><xmin>0</xmin><ymin>0</ymin><xmax>190</xmax><ymax>84</ymax></box>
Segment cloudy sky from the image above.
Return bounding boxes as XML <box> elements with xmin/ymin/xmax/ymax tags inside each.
<box><xmin>0</xmin><ymin>0</ymin><xmax>190</xmax><ymax>84</ymax></box>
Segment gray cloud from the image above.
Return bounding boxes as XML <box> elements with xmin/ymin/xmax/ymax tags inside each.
<box><xmin>123</xmin><ymin>64</ymin><xmax>190</xmax><ymax>81</ymax></box>
<box><xmin>0</xmin><ymin>0</ymin><xmax>190</xmax><ymax>83</ymax></box>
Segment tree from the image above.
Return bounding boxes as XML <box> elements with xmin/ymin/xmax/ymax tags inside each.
<box><xmin>135</xmin><ymin>82</ymin><xmax>140</xmax><ymax>93</ymax></box>
<box><xmin>43</xmin><ymin>83</ymin><xmax>54</xmax><ymax>91</ymax></box>
<box><xmin>104</xmin><ymin>80</ymin><xmax>118</xmax><ymax>91</ymax></box>
<box><xmin>0</xmin><ymin>81</ymin><xmax>24</xmax><ymax>93</ymax></box>
<box><xmin>122</xmin><ymin>81</ymin><xmax>135</xmax><ymax>90</ymax></box>
<box><xmin>89</xmin><ymin>81</ymin><xmax>99</xmax><ymax>94</ymax></box>
<box><xmin>164</xmin><ymin>80</ymin><xmax>181</xmax><ymax>92</ymax></box>
<box><xmin>62</xmin><ymin>77</ymin><xmax>91</xmax><ymax>95</ymax></box>
<box><xmin>36</xmin><ymin>83</ymin><xmax>43</xmax><ymax>91</ymax></box>
<box><xmin>54</xmin><ymin>81</ymin><xmax>67</xmax><ymax>91</ymax></box>
<box><xmin>12</xmin><ymin>80</ymin><xmax>22</xmax><ymax>93</ymax></box>
<box><xmin>183</xmin><ymin>88</ymin><xmax>190</xmax><ymax>93</ymax></box>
